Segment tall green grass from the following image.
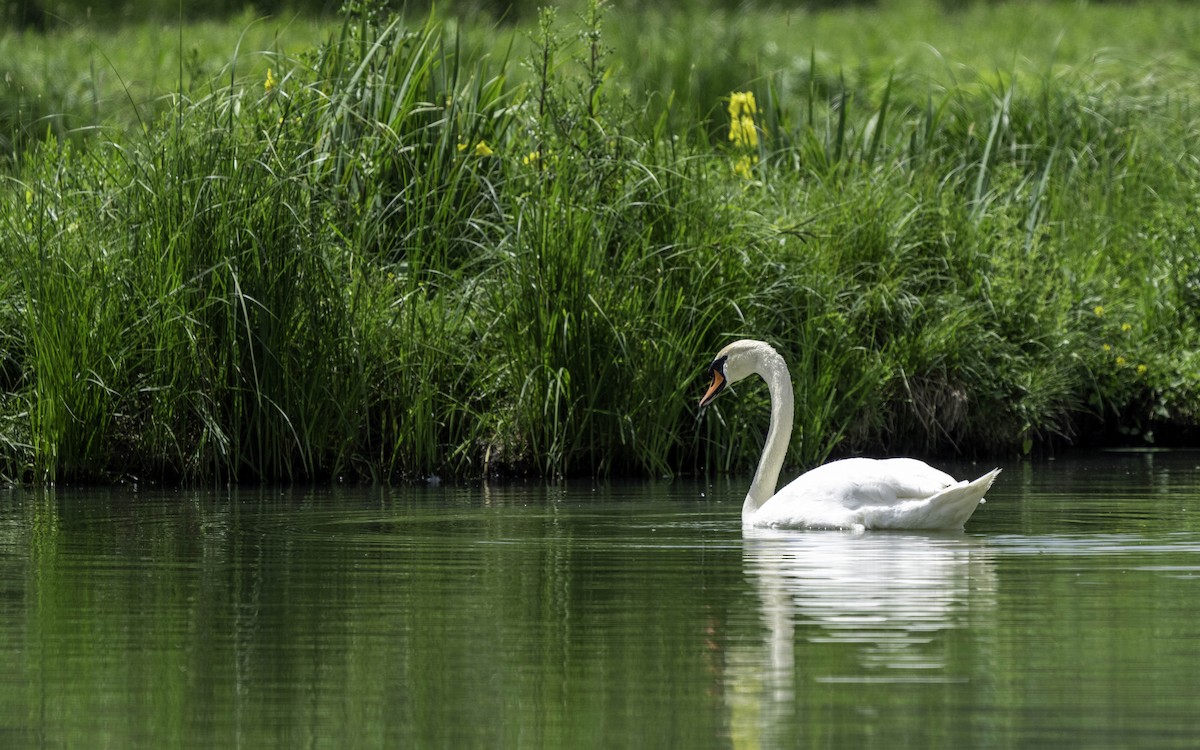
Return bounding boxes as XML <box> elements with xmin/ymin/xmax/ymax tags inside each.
<box><xmin>3</xmin><ymin>1</ymin><xmax>1200</xmax><ymax>485</ymax></box>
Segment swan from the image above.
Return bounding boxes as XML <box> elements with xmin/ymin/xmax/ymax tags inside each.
<box><xmin>699</xmin><ymin>339</ymin><xmax>1000</xmax><ymax>530</ymax></box>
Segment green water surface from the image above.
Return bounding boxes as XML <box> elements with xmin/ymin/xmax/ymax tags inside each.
<box><xmin>2</xmin><ymin>451</ymin><xmax>1200</xmax><ymax>748</ymax></box>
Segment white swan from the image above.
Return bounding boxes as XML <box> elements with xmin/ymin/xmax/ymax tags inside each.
<box><xmin>699</xmin><ymin>339</ymin><xmax>1000</xmax><ymax>530</ymax></box>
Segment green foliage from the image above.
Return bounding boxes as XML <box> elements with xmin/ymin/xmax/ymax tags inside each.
<box><xmin>3</xmin><ymin>1</ymin><xmax>1200</xmax><ymax>485</ymax></box>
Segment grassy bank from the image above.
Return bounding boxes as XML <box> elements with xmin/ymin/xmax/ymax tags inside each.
<box><xmin>2</xmin><ymin>0</ymin><xmax>1200</xmax><ymax>484</ymax></box>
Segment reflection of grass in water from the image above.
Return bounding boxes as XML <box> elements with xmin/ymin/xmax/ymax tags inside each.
<box><xmin>3</xmin><ymin>1</ymin><xmax>1200</xmax><ymax>483</ymax></box>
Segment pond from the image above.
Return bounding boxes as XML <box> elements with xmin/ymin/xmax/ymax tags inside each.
<box><xmin>2</xmin><ymin>450</ymin><xmax>1200</xmax><ymax>748</ymax></box>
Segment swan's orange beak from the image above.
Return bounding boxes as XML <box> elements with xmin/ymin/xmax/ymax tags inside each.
<box><xmin>699</xmin><ymin>369</ymin><xmax>726</xmax><ymax>408</ymax></box>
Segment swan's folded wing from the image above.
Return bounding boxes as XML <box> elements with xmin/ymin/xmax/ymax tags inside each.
<box><xmin>755</xmin><ymin>459</ymin><xmax>1000</xmax><ymax>530</ymax></box>
<box><xmin>786</xmin><ymin>457</ymin><xmax>956</xmax><ymax>507</ymax></box>
<box><xmin>870</xmin><ymin>458</ymin><xmax>959</xmax><ymax>499</ymax></box>
<box><xmin>876</xmin><ymin>461</ymin><xmax>1001</xmax><ymax>506</ymax></box>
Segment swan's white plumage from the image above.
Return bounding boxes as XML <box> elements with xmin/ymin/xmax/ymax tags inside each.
<box><xmin>753</xmin><ymin>457</ymin><xmax>1000</xmax><ymax>530</ymax></box>
<box><xmin>699</xmin><ymin>339</ymin><xmax>999</xmax><ymax>530</ymax></box>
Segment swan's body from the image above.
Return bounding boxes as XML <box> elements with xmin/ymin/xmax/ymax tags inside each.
<box><xmin>699</xmin><ymin>339</ymin><xmax>999</xmax><ymax>530</ymax></box>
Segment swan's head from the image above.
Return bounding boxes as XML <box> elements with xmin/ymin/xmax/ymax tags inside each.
<box><xmin>699</xmin><ymin>339</ymin><xmax>777</xmax><ymax>408</ymax></box>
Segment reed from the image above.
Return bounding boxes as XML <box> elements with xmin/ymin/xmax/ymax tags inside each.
<box><xmin>2</xmin><ymin>1</ymin><xmax>1200</xmax><ymax>484</ymax></box>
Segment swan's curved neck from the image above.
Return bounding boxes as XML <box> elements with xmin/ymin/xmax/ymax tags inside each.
<box><xmin>744</xmin><ymin>348</ymin><xmax>794</xmax><ymax>522</ymax></box>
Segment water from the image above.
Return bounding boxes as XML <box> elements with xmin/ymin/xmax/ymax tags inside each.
<box><xmin>2</xmin><ymin>451</ymin><xmax>1200</xmax><ymax>748</ymax></box>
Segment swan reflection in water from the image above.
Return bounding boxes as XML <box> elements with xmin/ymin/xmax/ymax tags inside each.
<box><xmin>725</xmin><ymin>529</ymin><xmax>997</xmax><ymax>742</ymax></box>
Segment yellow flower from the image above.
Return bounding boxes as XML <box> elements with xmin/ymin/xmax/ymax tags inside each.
<box><xmin>740</xmin><ymin>115</ymin><xmax>758</xmax><ymax>147</ymax></box>
<box><xmin>460</xmin><ymin>141</ymin><xmax>494</xmax><ymax>156</ymax></box>
<box><xmin>727</xmin><ymin>91</ymin><xmax>761</xmax><ymax>148</ymax></box>
<box><xmin>1121</xmin><ymin>322</ymin><xmax>1132</xmax><ymax>332</ymax></box>
<box><xmin>1116</xmin><ymin>356</ymin><xmax>1127</xmax><ymax>367</ymax></box>
<box><xmin>1136</xmin><ymin>364</ymin><xmax>1147</xmax><ymax>375</ymax></box>
<box><xmin>1102</xmin><ymin>343</ymin><xmax>1112</xmax><ymax>352</ymax></box>
<box><xmin>728</xmin><ymin>91</ymin><xmax>757</xmax><ymax>119</ymax></box>
<box><xmin>1093</xmin><ymin>305</ymin><xmax>1105</xmax><ymax>317</ymax></box>
<box><xmin>728</xmin><ymin>116</ymin><xmax>742</xmax><ymax>145</ymax></box>
<box><xmin>264</xmin><ymin>68</ymin><xmax>277</xmax><ymax>92</ymax></box>
<box><xmin>733</xmin><ymin>154</ymin><xmax>757</xmax><ymax>179</ymax></box>
<box><xmin>523</xmin><ymin>150</ymin><xmax>540</xmax><ymax>166</ymax></box>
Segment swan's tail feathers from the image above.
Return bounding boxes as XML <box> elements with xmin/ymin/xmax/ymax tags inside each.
<box><xmin>936</xmin><ymin>467</ymin><xmax>1001</xmax><ymax>529</ymax></box>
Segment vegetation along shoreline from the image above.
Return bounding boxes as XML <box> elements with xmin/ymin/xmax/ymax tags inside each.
<box><xmin>2</xmin><ymin>0</ymin><xmax>1199</xmax><ymax>484</ymax></box>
